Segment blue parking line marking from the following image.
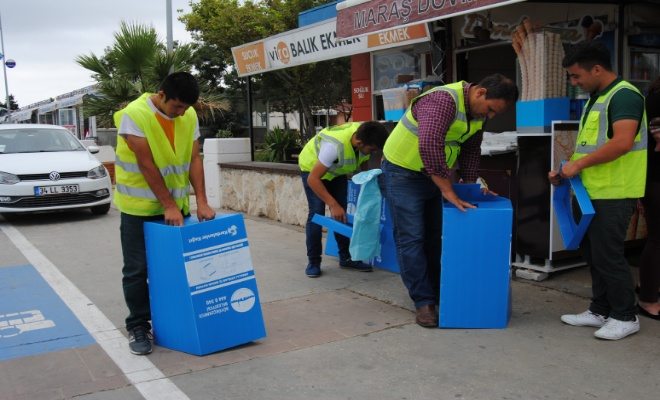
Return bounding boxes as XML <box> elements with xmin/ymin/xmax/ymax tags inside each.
<box><xmin>0</xmin><ymin>265</ymin><xmax>95</xmax><ymax>361</ymax></box>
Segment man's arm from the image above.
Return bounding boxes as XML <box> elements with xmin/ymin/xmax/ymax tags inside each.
<box><xmin>307</xmin><ymin>161</ymin><xmax>346</xmax><ymax>223</ymax></box>
<box><xmin>189</xmin><ymin>140</ymin><xmax>216</xmax><ymax>221</ymax></box>
<box><xmin>560</xmin><ymin>119</ymin><xmax>639</xmax><ymax>178</ymax></box>
<box><xmin>123</xmin><ymin>134</ymin><xmax>183</xmax><ymax>225</ymax></box>
<box><xmin>456</xmin><ymin>130</ymin><xmax>484</xmax><ymax>183</ymax></box>
<box><xmin>415</xmin><ymin>92</ymin><xmax>476</xmax><ymax>211</ymax></box>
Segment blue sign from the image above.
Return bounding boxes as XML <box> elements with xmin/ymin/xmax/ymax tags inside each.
<box><xmin>5</xmin><ymin>59</ymin><xmax>16</xmax><ymax>68</ymax></box>
<box><xmin>0</xmin><ymin>265</ymin><xmax>94</xmax><ymax>361</ymax></box>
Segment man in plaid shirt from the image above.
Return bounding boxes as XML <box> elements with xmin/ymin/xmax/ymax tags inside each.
<box><xmin>379</xmin><ymin>74</ymin><xmax>518</xmax><ymax>327</ymax></box>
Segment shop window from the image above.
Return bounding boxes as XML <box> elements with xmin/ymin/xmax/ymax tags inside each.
<box><xmin>373</xmin><ymin>50</ymin><xmax>420</xmax><ymax>92</ymax></box>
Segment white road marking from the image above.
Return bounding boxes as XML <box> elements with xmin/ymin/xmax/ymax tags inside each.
<box><xmin>0</xmin><ymin>222</ymin><xmax>190</xmax><ymax>400</ymax></box>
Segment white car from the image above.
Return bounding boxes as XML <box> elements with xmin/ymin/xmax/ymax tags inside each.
<box><xmin>0</xmin><ymin>124</ymin><xmax>112</xmax><ymax>215</ymax></box>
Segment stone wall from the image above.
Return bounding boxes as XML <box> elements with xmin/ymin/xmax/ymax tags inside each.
<box><xmin>219</xmin><ymin>162</ymin><xmax>307</xmax><ymax>227</ymax></box>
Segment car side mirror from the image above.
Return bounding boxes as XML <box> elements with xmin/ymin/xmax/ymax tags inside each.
<box><xmin>87</xmin><ymin>145</ymin><xmax>100</xmax><ymax>154</ymax></box>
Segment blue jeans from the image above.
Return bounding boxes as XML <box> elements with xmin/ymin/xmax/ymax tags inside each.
<box><xmin>301</xmin><ymin>173</ymin><xmax>351</xmax><ymax>265</ymax></box>
<box><xmin>379</xmin><ymin>160</ymin><xmax>443</xmax><ymax>308</ymax></box>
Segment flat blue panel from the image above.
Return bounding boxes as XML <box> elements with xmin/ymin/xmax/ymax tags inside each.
<box><xmin>0</xmin><ymin>265</ymin><xmax>94</xmax><ymax>361</ymax></box>
<box><xmin>312</xmin><ymin>214</ymin><xmax>353</xmax><ymax>238</ymax></box>
<box><xmin>298</xmin><ymin>1</ymin><xmax>339</xmax><ymax>27</ymax></box>
<box><xmin>553</xmin><ymin>174</ymin><xmax>595</xmax><ymax>250</ymax></box>
<box><xmin>440</xmin><ymin>185</ymin><xmax>513</xmax><ymax>328</ymax></box>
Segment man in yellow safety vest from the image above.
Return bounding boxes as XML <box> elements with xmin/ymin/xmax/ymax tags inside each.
<box><xmin>114</xmin><ymin>72</ymin><xmax>216</xmax><ymax>355</ymax></box>
<box><xmin>549</xmin><ymin>41</ymin><xmax>647</xmax><ymax>340</ymax></box>
<box><xmin>298</xmin><ymin>121</ymin><xmax>389</xmax><ymax>278</ymax></box>
<box><xmin>380</xmin><ymin>74</ymin><xmax>518</xmax><ymax>328</ymax></box>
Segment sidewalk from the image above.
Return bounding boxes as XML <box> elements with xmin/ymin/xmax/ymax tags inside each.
<box><xmin>1</xmin><ymin>210</ymin><xmax>659</xmax><ymax>400</ymax></box>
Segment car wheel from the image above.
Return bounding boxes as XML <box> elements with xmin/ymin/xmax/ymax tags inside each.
<box><xmin>90</xmin><ymin>203</ymin><xmax>111</xmax><ymax>215</ymax></box>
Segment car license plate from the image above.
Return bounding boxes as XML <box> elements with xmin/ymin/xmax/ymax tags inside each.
<box><xmin>34</xmin><ymin>184</ymin><xmax>80</xmax><ymax>196</ymax></box>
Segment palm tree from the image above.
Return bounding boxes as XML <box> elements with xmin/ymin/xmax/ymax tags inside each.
<box><xmin>76</xmin><ymin>21</ymin><xmax>227</xmax><ymax>127</ymax></box>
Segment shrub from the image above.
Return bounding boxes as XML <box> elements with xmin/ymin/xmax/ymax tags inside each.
<box><xmin>264</xmin><ymin>128</ymin><xmax>300</xmax><ymax>162</ymax></box>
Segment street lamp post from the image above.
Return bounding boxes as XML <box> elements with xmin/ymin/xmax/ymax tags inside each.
<box><xmin>0</xmin><ymin>11</ymin><xmax>10</xmax><ymax>111</ymax></box>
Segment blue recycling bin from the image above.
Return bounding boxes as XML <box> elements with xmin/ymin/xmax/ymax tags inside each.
<box><xmin>144</xmin><ymin>214</ymin><xmax>266</xmax><ymax>356</ymax></box>
<box><xmin>440</xmin><ymin>184</ymin><xmax>513</xmax><ymax>328</ymax></box>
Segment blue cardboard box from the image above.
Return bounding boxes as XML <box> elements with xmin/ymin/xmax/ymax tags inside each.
<box><xmin>516</xmin><ymin>97</ymin><xmax>570</xmax><ymax>133</ymax></box>
<box><xmin>144</xmin><ymin>214</ymin><xmax>266</xmax><ymax>356</ymax></box>
<box><xmin>440</xmin><ymin>185</ymin><xmax>513</xmax><ymax>328</ymax></box>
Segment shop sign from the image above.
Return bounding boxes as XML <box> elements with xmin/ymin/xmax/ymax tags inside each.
<box><xmin>232</xmin><ymin>19</ymin><xmax>430</xmax><ymax>77</ymax></box>
<box><xmin>337</xmin><ymin>0</ymin><xmax>527</xmax><ymax>39</ymax></box>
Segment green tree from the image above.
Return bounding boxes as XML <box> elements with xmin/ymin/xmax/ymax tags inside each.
<box><xmin>76</xmin><ymin>21</ymin><xmax>227</xmax><ymax>127</ymax></box>
<box><xmin>0</xmin><ymin>94</ymin><xmax>19</xmax><ymax>111</ymax></box>
<box><xmin>182</xmin><ymin>0</ymin><xmax>352</xmax><ymax>140</ymax></box>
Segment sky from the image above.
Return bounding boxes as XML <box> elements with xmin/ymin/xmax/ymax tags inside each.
<box><xmin>1</xmin><ymin>0</ymin><xmax>195</xmax><ymax>108</ymax></box>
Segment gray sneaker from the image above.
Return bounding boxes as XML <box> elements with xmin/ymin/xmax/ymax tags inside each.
<box><xmin>560</xmin><ymin>310</ymin><xmax>608</xmax><ymax>327</ymax></box>
<box><xmin>128</xmin><ymin>326</ymin><xmax>153</xmax><ymax>355</ymax></box>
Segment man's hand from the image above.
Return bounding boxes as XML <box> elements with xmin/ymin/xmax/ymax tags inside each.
<box><xmin>548</xmin><ymin>170</ymin><xmax>562</xmax><ymax>186</ymax></box>
<box><xmin>164</xmin><ymin>205</ymin><xmax>184</xmax><ymax>226</ymax></box>
<box><xmin>196</xmin><ymin>203</ymin><xmax>216</xmax><ymax>222</ymax></box>
<box><xmin>559</xmin><ymin>160</ymin><xmax>582</xmax><ymax>179</ymax></box>
<box><xmin>432</xmin><ymin>175</ymin><xmax>476</xmax><ymax>212</ymax></box>
<box><xmin>441</xmin><ymin>190</ymin><xmax>477</xmax><ymax>212</ymax></box>
<box><xmin>329</xmin><ymin>203</ymin><xmax>347</xmax><ymax>223</ymax></box>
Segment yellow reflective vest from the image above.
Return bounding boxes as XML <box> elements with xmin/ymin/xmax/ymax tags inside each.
<box><xmin>383</xmin><ymin>81</ymin><xmax>484</xmax><ymax>171</ymax></box>
<box><xmin>113</xmin><ymin>93</ymin><xmax>197</xmax><ymax>216</ymax></box>
<box><xmin>571</xmin><ymin>81</ymin><xmax>647</xmax><ymax>199</ymax></box>
<box><xmin>298</xmin><ymin>122</ymin><xmax>370</xmax><ymax>181</ymax></box>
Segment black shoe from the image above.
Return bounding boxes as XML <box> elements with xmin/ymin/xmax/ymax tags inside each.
<box><xmin>339</xmin><ymin>258</ymin><xmax>373</xmax><ymax>272</ymax></box>
<box><xmin>637</xmin><ymin>304</ymin><xmax>660</xmax><ymax>321</ymax></box>
<box><xmin>128</xmin><ymin>326</ymin><xmax>153</xmax><ymax>355</ymax></box>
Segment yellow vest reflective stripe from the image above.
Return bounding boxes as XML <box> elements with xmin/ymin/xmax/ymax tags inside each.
<box><xmin>113</xmin><ymin>93</ymin><xmax>197</xmax><ymax>216</ymax></box>
<box><xmin>298</xmin><ymin>122</ymin><xmax>370</xmax><ymax>181</ymax></box>
<box><xmin>383</xmin><ymin>81</ymin><xmax>484</xmax><ymax>171</ymax></box>
<box><xmin>571</xmin><ymin>81</ymin><xmax>647</xmax><ymax>199</ymax></box>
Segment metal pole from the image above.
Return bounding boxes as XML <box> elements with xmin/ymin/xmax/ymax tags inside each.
<box><xmin>166</xmin><ymin>0</ymin><xmax>174</xmax><ymax>74</ymax></box>
<box><xmin>166</xmin><ymin>0</ymin><xmax>173</xmax><ymax>53</ymax></box>
<box><xmin>0</xmin><ymin>11</ymin><xmax>10</xmax><ymax>111</ymax></box>
<box><xmin>247</xmin><ymin>78</ymin><xmax>255</xmax><ymax>161</ymax></box>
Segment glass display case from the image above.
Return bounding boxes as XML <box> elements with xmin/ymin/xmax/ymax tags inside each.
<box><xmin>629</xmin><ymin>47</ymin><xmax>660</xmax><ymax>94</ymax></box>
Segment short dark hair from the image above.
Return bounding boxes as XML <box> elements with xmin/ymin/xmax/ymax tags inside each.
<box><xmin>355</xmin><ymin>121</ymin><xmax>389</xmax><ymax>149</ymax></box>
<box><xmin>478</xmin><ymin>74</ymin><xmax>519</xmax><ymax>104</ymax></box>
<box><xmin>562</xmin><ymin>41</ymin><xmax>612</xmax><ymax>71</ymax></box>
<box><xmin>160</xmin><ymin>72</ymin><xmax>200</xmax><ymax>105</ymax></box>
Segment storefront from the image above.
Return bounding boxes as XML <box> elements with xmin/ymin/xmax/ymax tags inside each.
<box><xmin>232</xmin><ymin>0</ymin><xmax>659</xmax><ymax>279</ymax></box>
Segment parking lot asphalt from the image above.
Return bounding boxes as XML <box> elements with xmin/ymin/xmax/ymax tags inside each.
<box><xmin>0</xmin><ymin>208</ymin><xmax>658</xmax><ymax>400</ymax></box>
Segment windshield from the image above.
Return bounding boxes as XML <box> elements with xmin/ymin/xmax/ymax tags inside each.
<box><xmin>0</xmin><ymin>128</ymin><xmax>85</xmax><ymax>154</ymax></box>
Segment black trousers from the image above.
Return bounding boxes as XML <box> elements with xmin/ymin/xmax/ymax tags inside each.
<box><xmin>582</xmin><ymin>199</ymin><xmax>637</xmax><ymax>321</ymax></box>
<box><xmin>120</xmin><ymin>212</ymin><xmax>164</xmax><ymax>331</ymax></box>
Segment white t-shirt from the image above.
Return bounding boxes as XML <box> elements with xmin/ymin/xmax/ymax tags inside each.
<box><xmin>317</xmin><ymin>141</ymin><xmax>339</xmax><ymax>168</ymax></box>
<box><xmin>118</xmin><ymin>96</ymin><xmax>200</xmax><ymax>140</ymax></box>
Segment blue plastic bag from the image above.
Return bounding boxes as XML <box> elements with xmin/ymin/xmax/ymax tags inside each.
<box><xmin>349</xmin><ymin>169</ymin><xmax>383</xmax><ymax>261</ymax></box>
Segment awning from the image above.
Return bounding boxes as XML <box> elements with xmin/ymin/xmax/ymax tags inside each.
<box><xmin>8</xmin><ymin>109</ymin><xmax>34</xmax><ymax>122</ymax></box>
<box><xmin>336</xmin><ymin>0</ymin><xmax>527</xmax><ymax>39</ymax></box>
<box><xmin>232</xmin><ymin>17</ymin><xmax>430</xmax><ymax>77</ymax></box>
<box><xmin>38</xmin><ymin>102</ymin><xmax>58</xmax><ymax>114</ymax></box>
<box><xmin>56</xmin><ymin>94</ymin><xmax>85</xmax><ymax>109</ymax></box>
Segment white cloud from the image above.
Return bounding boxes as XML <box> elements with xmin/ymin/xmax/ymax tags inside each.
<box><xmin>1</xmin><ymin>0</ymin><xmax>194</xmax><ymax>107</ymax></box>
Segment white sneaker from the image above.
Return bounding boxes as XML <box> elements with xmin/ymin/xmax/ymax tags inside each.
<box><xmin>561</xmin><ymin>310</ymin><xmax>608</xmax><ymax>327</ymax></box>
<box><xmin>594</xmin><ymin>317</ymin><xmax>640</xmax><ymax>340</ymax></box>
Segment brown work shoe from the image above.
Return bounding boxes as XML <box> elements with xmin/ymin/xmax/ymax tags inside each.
<box><xmin>415</xmin><ymin>304</ymin><xmax>438</xmax><ymax>328</ymax></box>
